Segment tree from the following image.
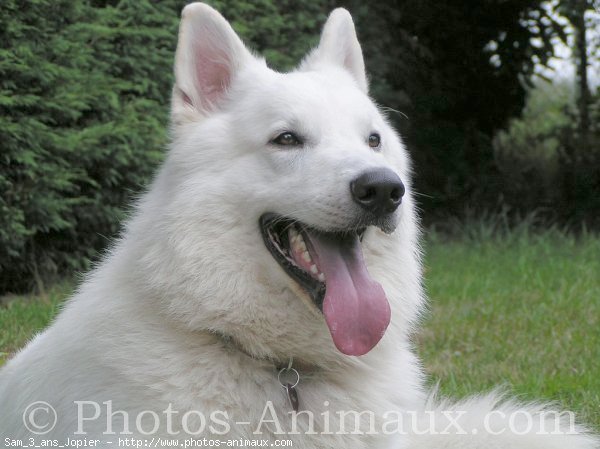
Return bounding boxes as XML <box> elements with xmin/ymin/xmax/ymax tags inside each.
<box><xmin>557</xmin><ymin>0</ymin><xmax>600</xmax><ymax>149</ymax></box>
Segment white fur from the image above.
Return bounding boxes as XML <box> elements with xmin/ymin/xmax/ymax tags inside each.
<box><xmin>0</xmin><ymin>4</ymin><xmax>597</xmax><ymax>448</ymax></box>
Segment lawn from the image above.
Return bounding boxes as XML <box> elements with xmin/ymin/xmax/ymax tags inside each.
<box><xmin>419</xmin><ymin>228</ymin><xmax>600</xmax><ymax>428</ymax></box>
<box><xmin>0</xmin><ymin>282</ymin><xmax>71</xmax><ymax>366</ymax></box>
<box><xmin>1</xmin><ymin>229</ymin><xmax>599</xmax><ymax>428</ymax></box>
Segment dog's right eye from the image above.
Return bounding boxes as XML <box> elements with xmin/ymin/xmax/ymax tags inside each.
<box><xmin>271</xmin><ymin>132</ymin><xmax>302</xmax><ymax>147</ymax></box>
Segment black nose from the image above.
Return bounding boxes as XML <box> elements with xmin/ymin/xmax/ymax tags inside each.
<box><xmin>350</xmin><ymin>169</ymin><xmax>405</xmax><ymax>216</ymax></box>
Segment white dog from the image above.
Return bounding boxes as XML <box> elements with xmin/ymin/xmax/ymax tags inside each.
<box><xmin>0</xmin><ymin>4</ymin><xmax>597</xmax><ymax>448</ymax></box>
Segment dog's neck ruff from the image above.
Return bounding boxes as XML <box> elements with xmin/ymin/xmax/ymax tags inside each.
<box><xmin>215</xmin><ymin>332</ymin><xmax>314</xmax><ymax>412</ymax></box>
<box><xmin>216</xmin><ymin>331</ymin><xmax>318</xmax><ymax>372</ymax></box>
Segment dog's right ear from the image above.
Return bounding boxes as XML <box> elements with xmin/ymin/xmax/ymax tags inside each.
<box><xmin>300</xmin><ymin>8</ymin><xmax>368</xmax><ymax>93</ymax></box>
<box><xmin>172</xmin><ymin>3</ymin><xmax>254</xmax><ymax>119</ymax></box>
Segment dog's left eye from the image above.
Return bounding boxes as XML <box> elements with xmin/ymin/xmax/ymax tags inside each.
<box><xmin>368</xmin><ymin>133</ymin><xmax>381</xmax><ymax>149</ymax></box>
<box><xmin>271</xmin><ymin>132</ymin><xmax>302</xmax><ymax>147</ymax></box>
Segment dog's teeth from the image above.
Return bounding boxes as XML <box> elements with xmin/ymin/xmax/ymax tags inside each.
<box><xmin>310</xmin><ymin>264</ymin><xmax>318</xmax><ymax>274</ymax></box>
<box><xmin>318</xmin><ymin>273</ymin><xmax>326</xmax><ymax>282</ymax></box>
<box><xmin>302</xmin><ymin>251</ymin><xmax>311</xmax><ymax>262</ymax></box>
<box><xmin>292</xmin><ymin>231</ymin><xmax>307</xmax><ymax>252</ymax></box>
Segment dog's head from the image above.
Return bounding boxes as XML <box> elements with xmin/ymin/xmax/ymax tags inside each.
<box><xmin>137</xmin><ymin>3</ymin><xmax>422</xmax><ymax>364</ymax></box>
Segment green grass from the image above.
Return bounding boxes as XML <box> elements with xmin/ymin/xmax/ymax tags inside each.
<box><xmin>1</xmin><ymin>228</ymin><xmax>599</xmax><ymax>428</ymax></box>
<box><xmin>0</xmin><ymin>283</ymin><xmax>71</xmax><ymax>366</ymax></box>
<box><xmin>419</xmin><ymin>228</ymin><xmax>600</xmax><ymax>428</ymax></box>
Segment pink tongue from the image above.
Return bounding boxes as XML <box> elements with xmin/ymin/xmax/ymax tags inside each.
<box><xmin>306</xmin><ymin>232</ymin><xmax>391</xmax><ymax>356</ymax></box>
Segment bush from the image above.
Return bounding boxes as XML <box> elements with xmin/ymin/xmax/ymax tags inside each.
<box><xmin>493</xmin><ymin>81</ymin><xmax>575</xmax><ymax>212</ymax></box>
<box><xmin>0</xmin><ymin>1</ymin><xmax>180</xmax><ymax>292</ymax></box>
<box><xmin>493</xmin><ymin>80</ymin><xmax>600</xmax><ymax>226</ymax></box>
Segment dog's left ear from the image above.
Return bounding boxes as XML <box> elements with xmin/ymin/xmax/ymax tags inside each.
<box><xmin>301</xmin><ymin>8</ymin><xmax>368</xmax><ymax>93</ymax></box>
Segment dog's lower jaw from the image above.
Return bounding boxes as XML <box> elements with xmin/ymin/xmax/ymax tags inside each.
<box><xmin>288</xmin><ymin>282</ymin><xmax>326</xmax><ymax>319</ymax></box>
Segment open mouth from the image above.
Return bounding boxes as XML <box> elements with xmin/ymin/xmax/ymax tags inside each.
<box><xmin>260</xmin><ymin>213</ymin><xmax>391</xmax><ymax>356</ymax></box>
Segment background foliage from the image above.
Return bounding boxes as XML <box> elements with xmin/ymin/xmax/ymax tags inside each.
<box><xmin>1</xmin><ymin>0</ymin><xmax>598</xmax><ymax>292</ymax></box>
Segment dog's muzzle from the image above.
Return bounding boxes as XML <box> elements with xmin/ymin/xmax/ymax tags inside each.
<box><xmin>350</xmin><ymin>168</ymin><xmax>405</xmax><ymax>233</ymax></box>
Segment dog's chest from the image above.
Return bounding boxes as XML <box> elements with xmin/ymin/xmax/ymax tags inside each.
<box><xmin>181</xmin><ymin>369</ymin><xmax>402</xmax><ymax>449</ymax></box>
